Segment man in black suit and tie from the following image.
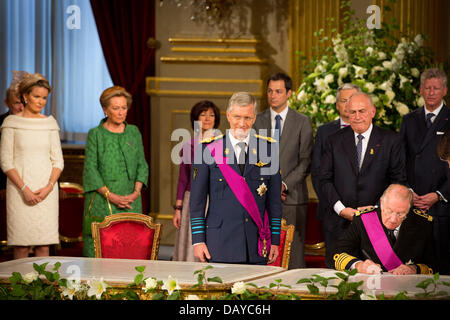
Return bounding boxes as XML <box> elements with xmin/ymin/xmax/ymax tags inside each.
<box><xmin>311</xmin><ymin>83</ymin><xmax>361</xmax><ymax>247</ymax></box>
<box><xmin>253</xmin><ymin>73</ymin><xmax>313</xmax><ymax>268</ymax></box>
<box><xmin>399</xmin><ymin>68</ymin><xmax>449</xmax><ymax>274</ymax></box>
<box><xmin>320</xmin><ymin>92</ymin><xmax>406</xmax><ymax>267</ymax></box>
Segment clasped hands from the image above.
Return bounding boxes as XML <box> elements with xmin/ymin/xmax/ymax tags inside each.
<box><xmin>109</xmin><ymin>191</ymin><xmax>139</xmax><ymax>209</ymax></box>
<box><xmin>23</xmin><ymin>183</ymin><xmax>53</xmax><ymax>206</ymax></box>
<box><xmin>355</xmin><ymin>259</ymin><xmax>416</xmax><ymax>275</ymax></box>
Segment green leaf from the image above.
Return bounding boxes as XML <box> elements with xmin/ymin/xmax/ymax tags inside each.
<box><xmin>296</xmin><ymin>278</ymin><xmax>311</xmax><ymax>284</ymax></box>
<box><xmin>335</xmin><ymin>272</ymin><xmax>348</xmax><ymax>280</ymax></box>
<box><xmin>52</xmin><ymin>262</ymin><xmax>61</xmax><ymax>271</ymax></box>
<box><xmin>135</xmin><ymin>266</ymin><xmax>146</xmax><ymax>273</ymax></box>
<box><xmin>207</xmin><ymin>277</ymin><xmax>223</xmax><ymax>284</ymax></box>
<box><xmin>307</xmin><ymin>284</ymin><xmax>319</xmax><ymax>295</ymax></box>
<box><xmin>134</xmin><ymin>274</ymin><xmax>144</xmax><ymax>286</ymax></box>
<box><xmin>125</xmin><ymin>290</ymin><xmax>140</xmax><ymax>300</ymax></box>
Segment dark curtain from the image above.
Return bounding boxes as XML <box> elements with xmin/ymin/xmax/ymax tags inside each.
<box><xmin>90</xmin><ymin>0</ymin><xmax>155</xmax><ymax>213</ymax></box>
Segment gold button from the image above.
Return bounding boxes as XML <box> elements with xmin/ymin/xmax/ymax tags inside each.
<box><xmin>245</xmin><ymin>218</ymin><xmax>249</xmax><ymax>222</ymax></box>
<box><xmin>219</xmin><ymin>178</ymin><xmax>223</xmax><ymax>181</ymax></box>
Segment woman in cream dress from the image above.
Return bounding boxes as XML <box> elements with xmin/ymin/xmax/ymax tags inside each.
<box><xmin>0</xmin><ymin>73</ymin><xmax>64</xmax><ymax>259</ymax></box>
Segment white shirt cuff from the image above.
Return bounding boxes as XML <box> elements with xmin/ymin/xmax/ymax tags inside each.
<box><xmin>282</xmin><ymin>181</ymin><xmax>288</xmax><ymax>191</ymax></box>
<box><xmin>436</xmin><ymin>190</ymin><xmax>448</xmax><ymax>203</ymax></box>
<box><xmin>334</xmin><ymin>201</ymin><xmax>346</xmax><ymax>216</ymax></box>
<box><xmin>193</xmin><ymin>242</ymin><xmax>205</xmax><ymax>246</ymax></box>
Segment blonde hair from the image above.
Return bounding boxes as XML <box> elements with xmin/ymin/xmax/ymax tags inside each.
<box><xmin>18</xmin><ymin>73</ymin><xmax>51</xmax><ymax>105</ymax></box>
<box><xmin>99</xmin><ymin>86</ymin><xmax>132</xmax><ymax>110</ymax></box>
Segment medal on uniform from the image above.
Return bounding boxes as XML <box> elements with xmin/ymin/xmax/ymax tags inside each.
<box><xmin>257</xmin><ymin>182</ymin><xmax>267</xmax><ymax>196</ymax></box>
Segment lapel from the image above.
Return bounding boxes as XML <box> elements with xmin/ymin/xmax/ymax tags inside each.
<box><xmin>279</xmin><ymin>108</ymin><xmax>294</xmax><ymax>155</ymax></box>
<box><xmin>341</xmin><ymin>127</ymin><xmax>359</xmax><ymax>175</ymax></box>
<box><xmin>418</xmin><ymin>105</ymin><xmax>450</xmax><ymax>151</ymax></box>
<box><xmin>360</xmin><ymin>126</ymin><xmax>381</xmax><ymax>173</ymax></box>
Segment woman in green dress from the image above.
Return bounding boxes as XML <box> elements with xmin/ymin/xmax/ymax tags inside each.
<box><xmin>82</xmin><ymin>86</ymin><xmax>149</xmax><ymax>257</ymax></box>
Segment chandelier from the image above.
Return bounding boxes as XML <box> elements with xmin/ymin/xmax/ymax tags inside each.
<box><xmin>159</xmin><ymin>0</ymin><xmax>237</xmax><ymax>25</ymax></box>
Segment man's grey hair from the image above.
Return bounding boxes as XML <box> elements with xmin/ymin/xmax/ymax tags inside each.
<box><xmin>420</xmin><ymin>68</ymin><xmax>448</xmax><ymax>87</ymax></box>
<box><xmin>336</xmin><ymin>83</ymin><xmax>362</xmax><ymax>101</ymax></box>
<box><xmin>380</xmin><ymin>184</ymin><xmax>413</xmax><ymax>214</ymax></box>
<box><xmin>348</xmin><ymin>91</ymin><xmax>375</xmax><ymax>109</ymax></box>
<box><xmin>227</xmin><ymin>91</ymin><xmax>257</xmax><ymax>114</ymax></box>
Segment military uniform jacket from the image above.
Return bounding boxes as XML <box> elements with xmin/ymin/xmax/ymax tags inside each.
<box><xmin>189</xmin><ymin>132</ymin><xmax>282</xmax><ymax>264</ymax></box>
<box><xmin>330</xmin><ymin>206</ymin><xmax>436</xmax><ymax>274</ymax></box>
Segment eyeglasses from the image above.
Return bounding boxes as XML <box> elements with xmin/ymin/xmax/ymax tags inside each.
<box><xmin>383</xmin><ymin>206</ymin><xmax>408</xmax><ymax>220</ymax></box>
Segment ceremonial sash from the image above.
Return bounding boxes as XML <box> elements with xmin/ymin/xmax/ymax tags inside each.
<box><xmin>360</xmin><ymin>210</ymin><xmax>403</xmax><ymax>271</ymax></box>
<box><xmin>206</xmin><ymin>139</ymin><xmax>271</xmax><ymax>258</ymax></box>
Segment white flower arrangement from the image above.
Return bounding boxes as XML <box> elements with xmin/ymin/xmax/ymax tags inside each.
<box><xmin>290</xmin><ymin>1</ymin><xmax>437</xmax><ymax>133</ymax></box>
<box><xmin>162</xmin><ymin>275</ymin><xmax>181</xmax><ymax>295</ymax></box>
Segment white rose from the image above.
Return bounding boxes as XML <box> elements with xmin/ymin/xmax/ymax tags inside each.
<box><xmin>394</xmin><ymin>101</ymin><xmax>410</xmax><ymax>116</ymax></box>
<box><xmin>143</xmin><ymin>277</ymin><xmax>158</xmax><ymax>291</ymax></box>
<box><xmin>414</xmin><ymin>34</ymin><xmax>423</xmax><ymax>47</ymax></box>
<box><xmin>338</xmin><ymin>67</ymin><xmax>348</xmax><ymax>78</ymax></box>
<box><xmin>416</xmin><ymin>96</ymin><xmax>425</xmax><ymax>107</ymax></box>
<box><xmin>382</xmin><ymin>61</ymin><xmax>392</xmax><ymax>70</ymax></box>
<box><xmin>311</xmin><ymin>102</ymin><xmax>318</xmax><ymax>114</ymax></box>
<box><xmin>231</xmin><ymin>281</ymin><xmax>248</xmax><ymax>295</ymax></box>
<box><xmin>378</xmin><ymin>52</ymin><xmax>387</xmax><ymax>60</ymax></box>
<box><xmin>324</xmin><ymin>95</ymin><xmax>336</xmax><ymax>104</ymax></box>
<box><xmin>314</xmin><ymin>78</ymin><xmax>328</xmax><ymax>93</ymax></box>
<box><xmin>365</xmin><ymin>47</ymin><xmax>374</xmax><ymax>56</ymax></box>
<box><xmin>399</xmin><ymin>74</ymin><xmax>411</xmax><ymax>89</ymax></box>
<box><xmin>364</xmin><ymin>82</ymin><xmax>375</xmax><ymax>93</ymax></box>
<box><xmin>324</xmin><ymin>74</ymin><xmax>334</xmax><ymax>84</ymax></box>
<box><xmin>353</xmin><ymin>65</ymin><xmax>367</xmax><ymax>78</ymax></box>
<box><xmin>410</xmin><ymin>68</ymin><xmax>420</xmax><ymax>78</ymax></box>
<box><xmin>378</xmin><ymin>81</ymin><xmax>391</xmax><ymax>91</ymax></box>
<box><xmin>370</xmin><ymin>94</ymin><xmax>379</xmax><ymax>105</ymax></box>
<box><xmin>386</xmin><ymin>90</ymin><xmax>396</xmax><ymax>104</ymax></box>
<box><xmin>297</xmin><ymin>90</ymin><xmax>308</xmax><ymax>103</ymax></box>
<box><xmin>23</xmin><ymin>271</ymin><xmax>39</xmax><ymax>284</ymax></box>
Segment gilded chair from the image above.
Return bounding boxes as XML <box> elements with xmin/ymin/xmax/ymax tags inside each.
<box><xmin>55</xmin><ymin>182</ymin><xmax>84</xmax><ymax>257</ymax></box>
<box><xmin>304</xmin><ymin>200</ymin><xmax>326</xmax><ymax>268</ymax></box>
<box><xmin>91</xmin><ymin>213</ymin><xmax>162</xmax><ymax>260</ymax></box>
<box><xmin>268</xmin><ymin>218</ymin><xmax>295</xmax><ymax>269</ymax></box>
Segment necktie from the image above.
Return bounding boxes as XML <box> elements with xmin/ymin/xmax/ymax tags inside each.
<box><xmin>341</xmin><ymin>124</ymin><xmax>349</xmax><ymax>128</ymax></box>
<box><xmin>356</xmin><ymin>134</ymin><xmax>364</xmax><ymax>169</ymax></box>
<box><xmin>426</xmin><ymin>113</ymin><xmax>435</xmax><ymax>129</ymax></box>
<box><xmin>237</xmin><ymin>141</ymin><xmax>247</xmax><ymax>175</ymax></box>
<box><xmin>274</xmin><ymin>114</ymin><xmax>282</xmax><ymax>140</ymax></box>
<box><xmin>387</xmin><ymin>229</ymin><xmax>396</xmax><ymax>246</ymax></box>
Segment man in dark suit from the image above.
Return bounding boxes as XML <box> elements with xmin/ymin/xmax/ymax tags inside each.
<box><xmin>253</xmin><ymin>73</ymin><xmax>313</xmax><ymax>268</ymax></box>
<box><xmin>311</xmin><ymin>83</ymin><xmax>361</xmax><ymax>244</ymax></box>
<box><xmin>331</xmin><ymin>184</ymin><xmax>435</xmax><ymax>275</ymax></box>
<box><xmin>320</xmin><ymin>92</ymin><xmax>406</xmax><ymax>267</ymax></box>
<box><xmin>190</xmin><ymin>92</ymin><xmax>282</xmax><ymax>265</ymax></box>
<box><xmin>399</xmin><ymin>68</ymin><xmax>449</xmax><ymax>274</ymax></box>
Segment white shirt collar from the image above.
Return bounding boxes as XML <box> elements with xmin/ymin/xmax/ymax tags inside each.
<box><xmin>354</xmin><ymin>123</ymin><xmax>373</xmax><ymax>140</ymax></box>
<box><xmin>270</xmin><ymin>105</ymin><xmax>289</xmax><ymax>124</ymax></box>
<box><xmin>228</xmin><ymin>131</ymin><xmax>250</xmax><ymax>150</ymax></box>
<box><xmin>425</xmin><ymin>101</ymin><xmax>444</xmax><ymax>117</ymax></box>
<box><xmin>340</xmin><ymin>118</ymin><xmax>349</xmax><ymax>127</ymax></box>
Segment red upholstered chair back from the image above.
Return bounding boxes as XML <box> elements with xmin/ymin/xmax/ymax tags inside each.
<box><xmin>268</xmin><ymin>218</ymin><xmax>294</xmax><ymax>269</ymax></box>
<box><xmin>55</xmin><ymin>182</ymin><xmax>85</xmax><ymax>257</ymax></box>
<box><xmin>91</xmin><ymin>213</ymin><xmax>161</xmax><ymax>260</ymax></box>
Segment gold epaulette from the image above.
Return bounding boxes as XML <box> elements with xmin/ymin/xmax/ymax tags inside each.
<box><xmin>201</xmin><ymin>134</ymin><xmax>224</xmax><ymax>144</ymax></box>
<box><xmin>413</xmin><ymin>208</ymin><xmax>433</xmax><ymax>222</ymax></box>
<box><xmin>416</xmin><ymin>264</ymin><xmax>433</xmax><ymax>275</ymax></box>
<box><xmin>253</xmin><ymin>133</ymin><xmax>277</xmax><ymax>143</ymax></box>
<box><xmin>355</xmin><ymin>206</ymin><xmax>376</xmax><ymax>216</ymax></box>
<box><xmin>333</xmin><ymin>252</ymin><xmax>358</xmax><ymax>271</ymax></box>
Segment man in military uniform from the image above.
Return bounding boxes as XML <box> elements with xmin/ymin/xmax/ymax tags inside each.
<box><xmin>190</xmin><ymin>92</ymin><xmax>282</xmax><ymax>264</ymax></box>
<box><xmin>330</xmin><ymin>184</ymin><xmax>435</xmax><ymax>275</ymax></box>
